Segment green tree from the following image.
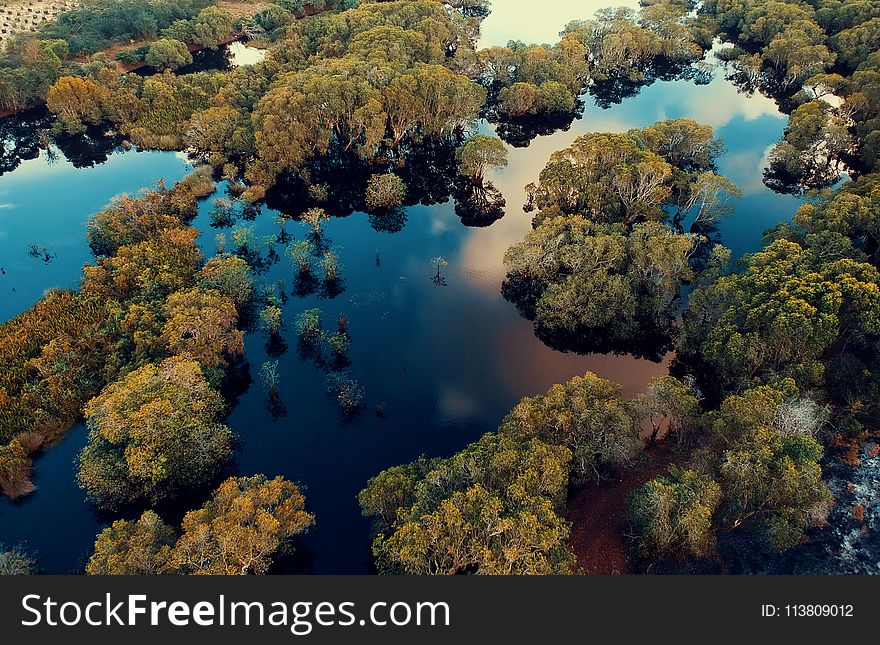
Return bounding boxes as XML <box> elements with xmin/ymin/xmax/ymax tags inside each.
<box><xmin>190</xmin><ymin>7</ymin><xmax>234</xmax><ymax>49</ymax></box>
<box><xmin>197</xmin><ymin>255</ymin><xmax>254</xmax><ymax>309</ymax></box>
<box><xmin>362</xmin><ymin>433</ymin><xmax>574</xmax><ymax>575</ymax></box>
<box><xmin>503</xmin><ymin>215</ymin><xmax>696</xmax><ymax>355</ymax></box>
<box><xmin>456</xmin><ymin>135</ymin><xmax>508</xmax><ymax>184</ymax></box>
<box><xmin>145</xmin><ymin>39</ymin><xmax>193</xmax><ymax>71</ymax></box>
<box><xmin>681</xmin><ymin>238</ymin><xmax>880</xmax><ymax>391</ymax></box>
<box><xmin>633</xmin><ymin>376</ymin><xmax>702</xmax><ymax>445</ymax></box>
<box><xmin>500</xmin><ymin>372</ymin><xmax>641</xmax><ymax>483</ymax></box>
<box><xmin>709</xmin><ymin>385</ymin><xmax>832</xmax><ymax>549</ymax></box>
<box><xmin>628</xmin><ymin>467</ymin><xmax>722</xmax><ymax>560</ymax></box>
<box><xmin>259</xmin><ymin>305</ymin><xmax>284</xmax><ymax>337</ymax></box>
<box><xmin>77</xmin><ymin>356</ymin><xmax>234</xmax><ymax>510</ymax></box>
<box><xmin>365</xmin><ymin>174</ymin><xmax>407</xmax><ymax>211</ymax></box>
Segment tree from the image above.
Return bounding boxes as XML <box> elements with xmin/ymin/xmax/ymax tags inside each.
<box><xmin>186</xmin><ymin>106</ymin><xmax>245</xmax><ymax>164</ymax></box>
<box><xmin>197</xmin><ymin>255</ymin><xmax>254</xmax><ymax>309</ymax></box>
<box><xmin>766</xmin><ymin>100</ymin><xmax>853</xmax><ymax>190</ymax></box>
<box><xmin>0</xmin><ymin>545</ymin><xmax>38</xmax><ymax>575</ymax></box>
<box><xmin>456</xmin><ymin>135</ymin><xmax>508</xmax><ymax>184</ymax></box>
<box><xmin>358</xmin><ymin>464</ymin><xmax>422</xmax><ymax>529</ymax></box>
<box><xmin>709</xmin><ymin>385</ymin><xmax>832</xmax><ymax>549</ymax></box>
<box><xmin>47</xmin><ymin>76</ymin><xmax>111</xmax><ymax>134</ymax></box>
<box><xmin>146</xmin><ymin>39</ymin><xmax>193</xmax><ymax>71</ymax></box>
<box><xmin>86</xmin><ymin>170</ymin><xmax>212</xmax><ymax>256</ymax></box>
<box><xmin>365</xmin><ymin>174</ymin><xmax>407</xmax><ymax>212</ymax></box>
<box><xmin>832</xmin><ymin>18</ymin><xmax>880</xmax><ymax>72</ymax></box>
<box><xmin>382</xmin><ymin>64</ymin><xmax>486</xmax><ymax>146</ymax></box>
<box><xmin>301</xmin><ymin>207</ymin><xmax>330</xmax><ymax>235</ymax></box>
<box><xmin>86</xmin><ymin>510</ymin><xmax>176</xmax><ymax>575</ymax></box>
<box><xmin>169</xmin><ymin>475</ymin><xmax>314</xmax><ymax>575</ymax></box>
<box><xmin>500</xmin><ymin>372</ymin><xmax>641</xmax><ymax>483</ymax></box>
<box><xmin>259</xmin><ymin>305</ymin><xmax>283</xmax><ymax>337</ymax></box>
<box><xmin>681</xmin><ymin>238</ymin><xmax>880</xmax><ymax>391</ymax></box>
<box><xmin>0</xmin><ymin>440</ymin><xmax>34</xmax><ymax>500</ymax></box>
<box><xmin>190</xmin><ymin>7</ymin><xmax>233</xmax><ymax>49</ymax></box>
<box><xmin>763</xmin><ymin>25</ymin><xmax>836</xmax><ymax>87</ymax></box>
<box><xmin>791</xmin><ymin>174</ymin><xmax>880</xmax><ymax>265</ymax></box>
<box><xmin>162</xmin><ymin>288</ymin><xmax>244</xmax><ymax>372</ymax></box>
<box><xmin>634</xmin><ymin>119</ymin><xmax>723</xmax><ymax>171</ymax></box>
<box><xmin>77</xmin><ymin>356</ymin><xmax>234</xmax><ymax>510</ymax></box>
<box><xmin>634</xmin><ymin>376</ymin><xmax>702</xmax><ymax>445</ymax></box>
<box><xmin>503</xmin><ymin>215</ymin><xmax>695</xmax><ymax>356</ymax></box>
<box><xmin>678</xmin><ymin>172</ymin><xmax>742</xmax><ymax>229</ymax></box>
<box><xmin>628</xmin><ymin>467</ymin><xmax>722</xmax><ymax>560</ymax></box>
<box><xmin>524</xmin><ymin>122</ymin><xmax>727</xmax><ymax>224</ymax></box>
<box><xmin>362</xmin><ymin>433</ymin><xmax>575</xmax><ymax>575</ymax></box>
<box><xmin>496</xmin><ymin>82</ymin><xmax>540</xmax><ymax>117</ymax></box>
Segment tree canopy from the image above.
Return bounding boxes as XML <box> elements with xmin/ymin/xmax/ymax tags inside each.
<box><xmin>77</xmin><ymin>355</ymin><xmax>235</xmax><ymax>510</ymax></box>
<box><xmin>87</xmin><ymin>475</ymin><xmax>314</xmax><ymax>575</ymax></box>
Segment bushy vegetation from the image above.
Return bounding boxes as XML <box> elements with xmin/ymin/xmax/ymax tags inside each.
<box><xmin>0</xmin><ymin>170</ymin><xmax>252</xmax><ymax>502</ymax></box>
<box><xmin>360</xmin><ymin>432</ymin><xmax>575</xmax><ymax>574</ymax></box>
<box><xmin>703</xmin><ymin>0</ymin><xmax>880</xmax><ymax>189</ymax></box>
<box><xmin>86</xmin><ymin>475</ymin><xmax>314</xmax><ymax>574</ymax></box>
<box><xmin>504</xmin><ymin>119</ymin><xmax>733</xmax><ymax>357</ymax></box>
<box><xmin>41</xmin><ymin>0</ymin><xmax>215</xmax><ymax>55</ymax></box>
<box><xmin>77</xmin><ymin>356</ymin><xmax>235</xmax><ymax>510</ymax></box>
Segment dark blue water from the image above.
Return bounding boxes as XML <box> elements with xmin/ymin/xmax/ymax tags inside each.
<box><xmin>0</xmin><ymin>2</ymin><xmax>805</xmax><ymax>573</ymax></box>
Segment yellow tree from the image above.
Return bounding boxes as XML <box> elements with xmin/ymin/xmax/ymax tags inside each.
<box><xmin>170</xmin><ymin>475</ymin><xmax>315</xmax><ymax>575</ymax></box>
<box><xmin>77</xmin><ymin>356</ymin><xmax>234</xmax><ymax>510</ymax></box>
<box><xmin>163</xmin><ymin>288</ymin><xmax>244</xmax><ymax>372</ymax></box>
<box><xmin>47</xmin><ymin>76</ymin><xmax>111</xmax><ymax>134</ymax></box>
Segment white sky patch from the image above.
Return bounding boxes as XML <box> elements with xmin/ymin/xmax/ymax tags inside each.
<box><xmin>478</xmin><ymin>0</ymin><xmax>640</xmax><ymax>48</ymax></box>
<box><xmin>229</xmin><ymin>41</ymin><xmax>267</xmax><ymax>67</ymax></box>
<box><xmin>431</xmin><ymin>212</ymin><xmax>453</xmax><ymax>235</ymax></box>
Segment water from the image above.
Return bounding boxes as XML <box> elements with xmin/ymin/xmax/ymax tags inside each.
<box><xmin>0</xmin><ymin>144</ymin><xmax>193</xmax><ymax>322</ymax></box>
<box><xmin>135</xmin><ymin>41</ymin><xmax>268</xmax><ymax>76</ymax></box>
<box><xmin>0</xmin><ymin>1</ymin><xmax>804</xmax><ymax>573</ymax></box>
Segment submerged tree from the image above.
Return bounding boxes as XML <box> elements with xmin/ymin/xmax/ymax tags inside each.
<box><xmin>326</xmin><ymin>371</ymin><xmax>365</xmax><ymax>416</ymax></box>
<box><xmin>0</xmin><ymin>545</ymin><xmax>38</xmax><ymax>575</ymax></box>
<box><xmin>456</xmin><ymin>135</ymin><xmax>509</xmax><ymax>184</ymax></box>
<box><xmin>259</xmin><ymin>359</ymin><xmax>286</xmax><ymax>420</ymax></box>
<box><xmin>503</xmin><ymin>216</ymin><xmax>698</xmax><ymax>357</ymax></box>
<box><xmin>365</xmin><ymin>174</ymin><xmax>407</xmax><ymax>212</ymax></box>
<box><xmin>259</xmin><ymin>304</ymin><xmax>284</xmax><ymax>338</ymax></box>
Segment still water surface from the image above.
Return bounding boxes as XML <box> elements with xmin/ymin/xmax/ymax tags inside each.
<box><xmin>0</xmin><ymin>1</ymin><xmax>803</xmax><ymax>573</ymax></box>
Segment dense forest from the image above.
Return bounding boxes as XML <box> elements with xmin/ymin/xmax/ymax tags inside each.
<box><xmin>1</xmin><ymin>0</ymin><xmax>879</xmax><ymax>574</ymax></box>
